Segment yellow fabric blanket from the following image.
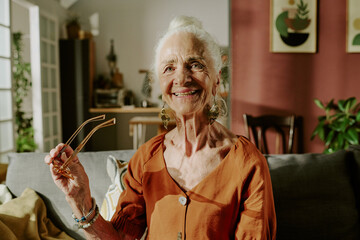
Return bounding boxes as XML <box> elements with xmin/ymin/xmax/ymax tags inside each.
<box><xmin>0</xmin><ymin>188</ymin><xmax>73</xmax><ymax>240</ymax></box>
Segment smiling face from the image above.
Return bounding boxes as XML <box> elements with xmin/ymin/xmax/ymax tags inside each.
<box><xmin>157</xmin><ymin>32</ymin><xmax>220</xmax><ymax>118</ymax></box>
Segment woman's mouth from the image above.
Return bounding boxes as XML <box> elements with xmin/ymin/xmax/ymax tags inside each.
<box><xmin>173</xmin><ymin>90</ymin><xmax>199</xmax><ymax>96</ymax></box>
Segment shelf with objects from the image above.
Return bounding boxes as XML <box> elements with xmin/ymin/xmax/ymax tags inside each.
<box><xmin>89</xmin><ymin>39</ymin><xmax>168</xmax><ymax>150</ymax></box>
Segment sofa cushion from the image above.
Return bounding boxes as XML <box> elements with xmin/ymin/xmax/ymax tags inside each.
<box><xmin>6</xmin><ymin>150</ymin><xmax>135</xmax><ymax>239</ymax></box>
<box><xmin>266</xmin><ymin>150</ymin><xmax>360</xmax><ymax>240</ymax></box>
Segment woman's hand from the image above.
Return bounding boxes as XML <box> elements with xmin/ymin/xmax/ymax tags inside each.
<box><xmin>44</xmin><ymin>143</ymin><xmax>92</xmax><ymax>208</ymax></box>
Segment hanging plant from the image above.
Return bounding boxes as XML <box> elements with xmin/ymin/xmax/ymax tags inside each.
<box><xmin>12</xmin><ymin>32</ymin><xmax>37</xmax><ymax>152</ymax></box>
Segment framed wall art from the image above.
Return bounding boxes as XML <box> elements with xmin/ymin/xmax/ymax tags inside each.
<box><xmin>347</xmin><ymin>0</ymin><xmax>360</xmax><ymax>53</ymax></box>
<box><xmin>270</xmin><ymin>0</ymin><xmax>317</xmax><ymax>53</ymax></box>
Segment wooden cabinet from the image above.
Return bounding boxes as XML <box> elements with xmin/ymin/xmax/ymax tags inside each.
<box><xmin>59</xmin><ymin>39</ymin><xmax>95</xmax><ymax>148</ymax></box>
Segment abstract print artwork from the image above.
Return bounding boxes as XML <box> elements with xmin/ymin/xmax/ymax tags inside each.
<box><xmin>347</xmin><ymin>0</ymin><xmax>360</xmax><ymax>52</ymax></box>
<box><xmin>270</xmin><ymin>0</ymin><xmax>317</xmax><ymax>53</ymax></box>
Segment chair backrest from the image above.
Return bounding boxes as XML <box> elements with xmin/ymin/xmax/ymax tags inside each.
<box><xmin>243</xmin><ymin>114</ymin><xmax>303</xmax><ymax>154</ymax></box>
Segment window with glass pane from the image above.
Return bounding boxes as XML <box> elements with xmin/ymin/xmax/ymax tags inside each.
<box><xmin>0</xmin><ymin>0</ymin><xmax>13</xmax><ymax>163</ymax></box>
<box><xmin>37</xmin><ymin>13</ymin><xmax>61</xmax><ymax>152</ymax></box>
<box><xmin>0</xmin><ymin>58</ymin><xmax>11</xmax><ymax>88</ymax></box>
<box><xmin>0</xmin><ymin>0</ymin><xmax>9</xmax><ymax>26</ymax></box>
<box><xmin>0</xmin><ymin>26</ymin><xmax>10</xmax><ymax>58</ymax></box>
<box><xmin>0</xmin><ymin>90</ymin><xmax>12</xmax><ymax>120</ymax></box>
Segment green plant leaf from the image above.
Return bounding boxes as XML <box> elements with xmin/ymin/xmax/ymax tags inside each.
<box><xmin>325</xmin><ymin>130</ymin><xmax>335</xmax><ymax>146</ymax></box>
<box><xmin>357</xmin><ymin>111</ymin><xmax>360</xmax><ymax>122</ymax></box>
<box><xmin>340</xmin><ymin>118</ymin><xmax>351</xmax><ymax>132</ymax></box>
<box><xmin>333</xmin><ymin>112</ymin><xmax>346</xmax><ymax>119</ymax></box>
<box><xmin>345</xmin><ymin>97</ymin><xmax>355</xmax><ymax>113</ymax></box>
<box><xmin>337</xmin><ymin>133</ymin><xmax>345</xmax><ymax>148</ymax></box>
<box><xmin>311</xmin><ymin>121</ymin><xmax>325</xmax><ymax>140</ymax></box>
<box><xmin>325</xmin><ymin>99</ymin><xmax>334</xmax><ymax>110</ymax></box>
<box><xmin>346</xmin><ymin>97</ymin><xmax>357</xmax><ymax>110</ymax></box>
<box><xmin>348</xmin><ymin>117</ymin><xmax>356</xmax><ymax>126</ymax></box>
<box><xmin>329</xmin><ymin>119</ymin><xmax>343</xmax><ymax>131</ymax></box>
<box><xmin>314</xmin><ymin>99</ymin><xmax>325</xmax><ymax>109</ymax></box>
<box><xmin>318</xmin><ymin>126</ymin><xmax>325</xmax><ymax>141</ymax></box>
<box><xmin>338</xmin><ymin>100</ymin><xmax>346</xmax><ymax>112</ymax></box>
<box><xmin>354</xmin><ymin>102</ymin><xmax>360</xmax><ymax>111</ymax></box>
<box><xmin>311</xmin><ymin>128</ymin><xmax>319</xmax><ymax>140</ymax></box>
<box><xmin>344</xmin><ymin>128</ymin><xmax>359</xmax><ymax>145</ymax></box>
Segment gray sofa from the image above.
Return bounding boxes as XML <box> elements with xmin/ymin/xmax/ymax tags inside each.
<box><xmin>5</xmin><ymin>146</ymin><xmax>360</xmax><ymax>239</ymax></box>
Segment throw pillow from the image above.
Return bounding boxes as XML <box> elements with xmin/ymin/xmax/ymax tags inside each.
<box><xmin>100</xmin><ymin>155</ymin><xmax>128</xmax><ymax>221</ymax></box>
<box><xmin>0</xmin><ymin>188</ymin><xmax>72</xmax><ymax>239</ymax></box>
<box><xmin>0</xmin><ymin>184</ymin><xmax>12</xmax><ymax>205</ymax></box>
<box><xmin>101</xmin><ymin>155</ymin><xmax>147</xmax><ymax>239</ymax></box>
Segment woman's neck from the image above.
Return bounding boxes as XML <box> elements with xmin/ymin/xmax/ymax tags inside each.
<box><xmin>175</xmin><ymin>113</ymin><xmax>208</xmax><ymax>156</ymax></box>
<box><xmin>168</xmin><ymin>111</ymin><xmax>235</xmax><ymax>157</ymax></box>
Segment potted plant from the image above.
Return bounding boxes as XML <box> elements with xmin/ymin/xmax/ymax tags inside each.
<box><xmin>311</xmin><ymin>97</ymin><xmax>360</xmax><ymax>153</ymax></box>
<box><xmin>66</xmin><ymin>13</ymin><xmax>80</xmax><ymax>39</ymax></box>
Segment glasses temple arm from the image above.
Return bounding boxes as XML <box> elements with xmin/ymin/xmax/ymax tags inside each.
<box><xmin>60</xmin><ymin>118</ymin><xmax>116</xmax><ymax>170</ymax></box>
<box><xmin>56</xmin><ymin>115</ymin><xmax>106</xmax><ymax>157</ymax></box>
<box><xmin>64</xmin><ymin>114</ymin><xmax>106</xmax><ymax>146</ymax></box>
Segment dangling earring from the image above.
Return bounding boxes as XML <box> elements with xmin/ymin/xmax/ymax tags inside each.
<box><xmin>208</xmin><ymin>97</ymin><xmax>219</xmax><ymax>125</ymax></box>
<box><xmin>160</xmin><ymin>103</ymin><xmax>170</xmax><ymax>129</ymax></box>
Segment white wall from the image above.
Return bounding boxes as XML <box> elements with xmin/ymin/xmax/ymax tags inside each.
<box><xmin>70</xmin><ymin>0</ymin><xmax>229</xmax><ymax>106</ymax></box>
<box><xmin>28</xmin><ymin>0</ymin><xmax>68</xmax><ymax>29</ymax></box>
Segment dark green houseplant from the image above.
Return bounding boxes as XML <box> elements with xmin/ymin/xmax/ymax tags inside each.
<box><xmin>311</xmin><ymin>97</ymin><xmax>360</xmax><ymax>153</ymax></box>
<box><xmin>13</xmin><ymin>32</ymin><xmax>37</xmax><ymax>152</ymax></box>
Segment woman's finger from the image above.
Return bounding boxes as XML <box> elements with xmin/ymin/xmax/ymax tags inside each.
<box><xmin>59</xmin><ymin>144</ymin><xmax>75</xmax><ymax>156</ymax></box>
<box><xmin>60</xmin><ymin>152</ymin><xmax>68</xmax><ymax>161</ymax></box>
<box><xmin>49</xmin><ymin>163</ymin><xmax>67</xmax><ymax>181</ymax></box>
<box><xmin>49</xmin><ymin>148</ymin><xmax>59</xmax><ymax>158</ymax></box>
<box><xmin>44</xmin><ymin>154</ymin><xmax>52</xmax><ymax>165</ymax></box>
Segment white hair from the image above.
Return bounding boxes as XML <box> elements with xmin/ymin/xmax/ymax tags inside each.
<box><xmin>154</xmin><ymin>16</ymin><xmax>222</xmax><ymax>80</ymax></box>
<box><xmin>152</xmin><ymin>16</ymin><xmax>227</xmax><ymax>119</ymax></box>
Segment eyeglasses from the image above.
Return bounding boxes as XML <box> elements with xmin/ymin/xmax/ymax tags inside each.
<box><xmin>52</xmin><ymin>115</ymin><xmax>116</xmax><ymax>179</ymax></box>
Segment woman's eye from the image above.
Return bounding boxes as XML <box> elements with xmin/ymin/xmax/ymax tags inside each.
<box><xmin>164</xmin><ymin>66</ymin><xmax>174</xmax><ymax>73</ymax></box>
<box><xmin>191</xmin><ymin>62</ymin><xmax>204</xmax><ymax>70</ymax></box>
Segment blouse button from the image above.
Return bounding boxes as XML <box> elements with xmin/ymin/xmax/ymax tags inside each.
<box><xmin>178</xmin><ymin>196</ymin><xmax>187</xmax><ymax>206</ymax></box>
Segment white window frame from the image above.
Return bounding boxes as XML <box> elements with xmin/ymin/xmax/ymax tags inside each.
<box><xmin>36</xmin><ymin>10</ymin><xmax>62</xmax><ymax>152</ymax></box>
<box><xmin>0</xmin><ymin>0</ymin><xmax>15</xmax><ymax>163</ymax></box>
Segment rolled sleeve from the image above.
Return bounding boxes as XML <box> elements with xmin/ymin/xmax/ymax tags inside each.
<box><xmin>235</xmin><ymin>144</ymin><xmax>277</xmax><ymax>240</ymax></box>
<box><xmin>110</xmin><ymin>148</ymin><xmax>147</xmax><ymax>239</ymax></box>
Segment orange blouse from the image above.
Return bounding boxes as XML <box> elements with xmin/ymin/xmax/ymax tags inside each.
<box><xmin>111</xmin><ymin>134</ymin><xmax>276</xmax><ymax>239</ymax></box>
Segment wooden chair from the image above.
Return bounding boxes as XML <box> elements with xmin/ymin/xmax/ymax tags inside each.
<box><xmin>243</xmin><ymin>114</ymin><xmax>303</xmax><ymax>154</ymax></box>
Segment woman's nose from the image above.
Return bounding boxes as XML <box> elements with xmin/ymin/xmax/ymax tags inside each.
<box><xmin>174</xmin><ymin>67</ymin><xmax>191</xmax><ymax>85</ymax></box>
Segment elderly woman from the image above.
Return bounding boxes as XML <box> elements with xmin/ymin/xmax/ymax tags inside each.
<box><xmin>45</xmin><ymin>16</ymin><xmax>276</xmax><ymax>239</ymax></box>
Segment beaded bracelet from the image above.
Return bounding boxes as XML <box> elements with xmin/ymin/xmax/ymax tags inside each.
<box><xmin>72</xmin><ymin>197</ymin><xmax>96</xmax><ymax>223</ymax></box>
<box><xmin>77</xmin><ymin>204</ymin><xmax>100</xmax><ymax>229</ymax></box>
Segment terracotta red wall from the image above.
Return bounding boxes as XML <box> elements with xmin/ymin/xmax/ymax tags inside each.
<box><xmin>230</xmin><ymin>0</ymin><xmax>360</xmax><ymax>153</ymax></box>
